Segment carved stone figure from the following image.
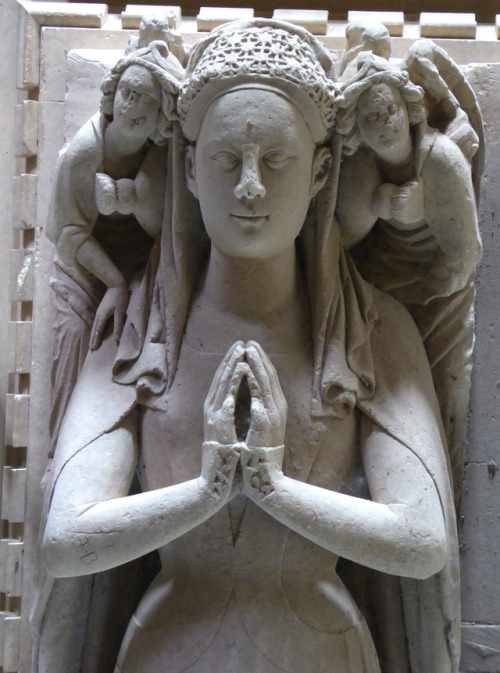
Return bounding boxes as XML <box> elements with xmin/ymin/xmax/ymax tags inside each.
<box><xmin>45</xmin><ymin>23</ymin><xmax>183</xmax><ymax>449</ymax></box>
<box><xmin>40</xmin><ymin>19</ymin><xmax>464</xmax><ymax>673</ymax></box>
<box><xmin>335</xmin><ymin>40</ymin><xmax>482</xmax><ymax>496</ymax></box>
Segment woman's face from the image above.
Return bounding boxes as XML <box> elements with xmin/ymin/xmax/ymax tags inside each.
<box><xmin>113</xmin><ymin>65</ymin><xmax>162</xmax><ymax>140</ymax></box>
<box><xmin>356</xmin><ymin>83</ymin><xmax>410</xmax><ymax>157</ymax></box>
<box><xmin>188</xmin><ymin>89</ymin><xmax>327</xmax><ymax>260</ymax></box>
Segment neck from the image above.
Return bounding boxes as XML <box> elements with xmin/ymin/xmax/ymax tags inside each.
<box><xmin>203</xmin><ymin>245</ymin><xmax>299</xmax><ymax>319</ymax></box>
<box><xmin>188</xmin><ymin>244</ymin><xmax>310</xmax><ymax>353</ymax></box>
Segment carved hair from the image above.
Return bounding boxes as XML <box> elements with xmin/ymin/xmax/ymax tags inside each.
<box><xmin>336</xmin><ymin>53</ymin><xmax>426</xmax><ymax>156</ymax></box>
<box><xmin>100</xmin><ymin>40</ymin><xmax>182</xmax><ymax>145</ymax></box>
<box><xmin>177</xmin><ymin>19</ymin><xmax>338</xmax><ymax>143</ymax></box>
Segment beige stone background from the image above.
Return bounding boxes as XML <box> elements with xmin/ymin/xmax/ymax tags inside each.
<box><xmin>0</xmin><ymin>2</ymin><xmax>499</xmax><ymax>671</ymax></box>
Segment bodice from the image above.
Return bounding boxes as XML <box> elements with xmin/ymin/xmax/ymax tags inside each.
<box><xmin>115</xmin><ymin>338</ymin><xmax>379</xmax><ymax>673</ymax></box>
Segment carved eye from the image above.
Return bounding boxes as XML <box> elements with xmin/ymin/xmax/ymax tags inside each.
<box><xmin>212</xmin><ymin>151</ymin><xmax>239</xmax><ymax>169</ymax></box>
<box><xmin>365</xmin><ymin>112</ymin><xmax>378</xmax><ymax>122</ymax></box>
<box><xmin>264</xmin><ymin>151</ymin><xmax>293</xmax><ymax>168</ymax></box>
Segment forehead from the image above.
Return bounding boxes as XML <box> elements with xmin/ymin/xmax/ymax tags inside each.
<box><xmin>197</xmin><ymin>88</ymin><xmax>312</xmax><ymax>145</ymax></box>
<box><xmin>119</xmin><ymin>65</ymin><xmax>159</xmax><ymax>92</ymax></box>
<box><xmin>358</xmin><ymin>83</ymin><xmax>402</xmax><ymax>112</ymax></box>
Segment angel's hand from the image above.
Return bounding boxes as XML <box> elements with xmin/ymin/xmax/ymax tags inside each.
<box><xmin>90</xmin><ymin>280</ymin><xmax>128</xmax><ymax>351</ymax></box>
<box><xmin>95</xmin><ymin>173</ymin><xmax>118</xmax><ymax>216</ymax></box>
<box><xmin>390</xmin><ymin>178</ymin><xmax>425</xmax><ymax>227</ymax></box>
<box><xmin>372</xmin><ymin>183</ymin><xmax>397</xmax><ymax>221</ymax></box>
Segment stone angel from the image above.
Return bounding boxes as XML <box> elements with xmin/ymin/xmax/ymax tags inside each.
<box><xmin>335</xmin><ymin>24</ymin><xmax>483</xmax><ymax>496</ymax></box>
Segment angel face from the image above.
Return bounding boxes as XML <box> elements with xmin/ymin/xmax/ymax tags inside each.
<box><xmin>356</xmin><ymin>83</ymin><xmax>410</xmax><ymax>159</ymax></box>
<box><xmin>113</xmin><ymin>65</ymin><xmax>162</xmax><ymax>140</ymax></box>
<box><xmin>187</xmin><ymin>89</ymin><xmax>328</xmax><ymax>260</ymax></box>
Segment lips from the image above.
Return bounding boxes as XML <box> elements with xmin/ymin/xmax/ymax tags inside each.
<box><xmin>231</xmin><ymin>214</ymin><xmax>269</xmax><ymax>231</ymax></box>
<box><xmin>120</xmin><ymin>113</ymin><xmax>146</xmax><ymax>126</ymax></box>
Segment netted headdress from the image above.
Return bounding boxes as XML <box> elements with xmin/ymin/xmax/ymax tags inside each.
<box><xmin>178</xmin><ymin>19</ymin><xmax>338</xmax><ymax>142</ymax></box>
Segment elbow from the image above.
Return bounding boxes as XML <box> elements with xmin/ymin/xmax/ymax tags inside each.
<box><xmin>404</xmin><ymin>523</ymin><xmax>447</xmax><ymax>580</ymax></box>
<box><xmin>42</xmin><ymin>525</ymin><xmax>95</xmax><ymax>578</ymax></box>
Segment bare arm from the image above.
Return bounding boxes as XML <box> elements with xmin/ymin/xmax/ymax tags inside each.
<box><xmin>240</xmin><ymin>343</ymin><xmax>447</xmax><ymax>580</ymax></box>
<box><xmin>42</xmin><ymin>343</ymin><xmax>246</xmax><ymax>578</ymax></box>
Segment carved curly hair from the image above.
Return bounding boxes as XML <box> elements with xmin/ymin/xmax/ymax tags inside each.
<box><xmin>336</xmin><ymin>53</ymin><xmax>426</xmax><ymax>156</ymax></box>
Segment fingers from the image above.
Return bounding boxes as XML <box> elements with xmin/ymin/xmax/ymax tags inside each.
<box><xmin>113</xmin><ymin>304</ymin><xmax>126</xmax><ymax>344</ymax></box>
<box><xmin>205</xmin><ymin>341</ymin><xmax>245</xmax><ymax>411</ymax></box>
<box><xmin>90</xmin><ymin>306</ymin><xmax>111</xmax><ymax>351</ymax></box>
<box><xmin>246</xmin><ymin>341</ymin><xmax>286</xmax><ymax>413</ymax></box>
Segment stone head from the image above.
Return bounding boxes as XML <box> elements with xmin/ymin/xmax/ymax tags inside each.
<box><xmin>100</xmin><ymin>40</ymin><xmax>183</xmax><ymax>145</ymax></box>
<box><xmin>336</xmin><ymin>52</ymin><xmax>426</xmax><ymax>156</ymax></box>
<box><xmin>177</xmin><ymin>20</ymin><xmax>337</xmax><ymax>259</ymax></box>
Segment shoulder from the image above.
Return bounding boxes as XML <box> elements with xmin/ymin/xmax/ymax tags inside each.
<box><xmin>59</xmin><ymin>112</ymin><xmax>105</xmax><ymax>170</ymax></box>
<box><xmin>420</xmin><ymin>126</ymin><xmax>472</xmax><ymax>180</ymax></box>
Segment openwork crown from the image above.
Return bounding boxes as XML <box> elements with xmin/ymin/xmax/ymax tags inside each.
<box><xmin>178</xmin><ymin>20</ymin><xmax>338</xmax><ymax>142</ymax></box>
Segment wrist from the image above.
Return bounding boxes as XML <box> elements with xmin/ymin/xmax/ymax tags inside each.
<box><xmin>241</xmin><ymin>445</ymin><xmax>285</xmax><ymax>501</ymax></box>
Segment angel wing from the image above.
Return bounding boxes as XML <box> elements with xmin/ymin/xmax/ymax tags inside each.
<box><xmin>402</xmin><ymin>38</ymin><xmax>484</xmax><ymax>197</ymax></box>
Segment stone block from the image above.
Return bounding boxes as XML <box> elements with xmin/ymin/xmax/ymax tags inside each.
<box><xmin>0</xmin><ymin>540</ymin><xmax>23</xmax><ymax>597</ymax></box>
<box><xmin>461</xmin><ymin>624</ymin><xmax>500</xmax><ymax>671</ymax></box>
<box><xmin>7</xmin><ymin>322</ymin><xmax>32</xmax><ymax>375</ymax></box>
<box><xmin>10</xmin><ymin>249</ymin><xmax>34</xmax><ymax>303</ymax></box>
<box><xmin>4</xmin><ymin>395</ymin><xmax>30</xmax><ymax>448</ymax></box>
<box><xmin>12</xmin><ymin>175</ymin><xmax>37</xmax><ymax>230</ymax></box>
<box><xmin>347</xmin><ymin>11</ymin><xmax>404</xmax><ymax>37</ymax></box>
<box><xmin>19</xmin><ymin>1</ymin><xmax>107</xmax><ymax>28</ymax></box>
<box><xmin>0</xmin><ymin>612</ymin><xmax>21</xmax><ymax>673</ymax></box>
<box><xmin>197</xmin><ymin>6</ymin><xmax>254</xmax><ymax>31</ymax></box>
<box><xmin>121</xmin><ymin>5</ymin><xmax>181</xmax><ymax>29</ymax></box>
<box><xmin>420</xmin><ymin>13</ymin><xmax>477</xmax><ymax>39</ymax></box>
<box><xmin>1</xmin><ymin>468</ymin><xmax>27</xmax><ymax>524</ymax></box>
<box><xmin>15</xmin><ymin>100</ymin><xmax>38</xmax><ymax>158</ymax></box>
<box><xmin>460</xmin><ymin>462</ymin><xmax>500</xmax><ymax>623</ymax></box>
<box><xmin>272</xmin><ymin>9</ymin><xmax>328</xmax><ymax>35</ymax></box>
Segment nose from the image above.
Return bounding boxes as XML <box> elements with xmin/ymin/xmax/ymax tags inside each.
<box><xmin>233</xmin><ymin>144</ymin><xmax>266</xmax><ymax>200</ymax></box>
<box><xmin>123</xmin><ymin>91</ymin><xmax>137</xmax><ymax>108</ymax></box>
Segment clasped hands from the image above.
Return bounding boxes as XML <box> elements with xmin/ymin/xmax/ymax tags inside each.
<box><xmin>201</xmin><ymin>340</ymin><xmax>287</xmax><ymax>505</ymax></box>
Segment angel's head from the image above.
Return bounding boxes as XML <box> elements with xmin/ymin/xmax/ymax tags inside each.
<box><xmin>337</xmin><ymin>53</ymin><xmax>426</xmax><ymax>157</ymax></box>
<box><xmin>100</xmin><ymin>40</ymin><xmax>183</xmax><ymax>145</ymax></box>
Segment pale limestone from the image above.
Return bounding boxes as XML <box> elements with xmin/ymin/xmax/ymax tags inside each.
<box><xmin>0</xmin><ymin>6</ymin><xmax>497</xmax><ymax>671</ymax></box>
<box><xmin>0</xmin><ymin>614</ymin><xmax>21</xmax><ymax>673</ymax></box>
<box><xmin>347</xmin><ymin>10</ymin><xmax>404</xmax><ymax>37</ymax></box>
<box><xmin>121</xmin><ymin>4</ymin><xmax>181</xmax><ymax>29</ymax></box>
<box><xmin>2</xmin><ymin>467</ymin><xmax>27</xmax><ymax>524</ymax></box>
<box><xmin>8</xmin><ymin>322</ymin><xmax>32</xmax><ymax>375</ymax></box>
<box><xmin>38</xmin><ymin>19</ymin><xmax>464</xmax><ymax>673</ymax></box>
<box><xmin>9</xmin><ymin>249</ymin><xmax>33</xmax><ymax>303</ymax></box>
<box><xmin>272</xmin><ymin>9</ymin><xmax>328</xmax><ymax>35</ymax></box>
<box><xmin>5</xmin><ymin>395</ymin><xmax>29</xmax><ymax>448</ymax></box>
<box><xmin>12</xmin><ymin>175</ymin><xmax>37</xmax><ymax>230</ymax></box>
<box><xmin>15</xmin><ymin>101</ymin><xmax>38</xmax><ymax>158</ymax></box>
<box><xmin>0</xmin><ymin>540</ymin><xmax>24</xmax><ymax>597</ymax></box>
<box><xmin>197</xmin><ymin>6</ymin><xmax>254</xmax><ymax>31</ymax></box>
<box><xmin>420</xmin><ymin>12</ymin><xmax>477</xmax><ymax>39</ymax></box>
<box><xmin>18</xmin><ymin>0</ymin><xmax>107</xmax><ymax>28</ymax></box>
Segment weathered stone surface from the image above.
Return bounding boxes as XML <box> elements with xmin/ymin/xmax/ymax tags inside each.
<box><xmin>420</xmin><ymin>12</ymin><xmax>477</xmax><ymax>39</ymax></box>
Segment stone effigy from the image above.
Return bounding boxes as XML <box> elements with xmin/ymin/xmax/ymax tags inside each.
<box><xmin>37</xmin><ymin>17</ymin><xmax>482</xmax><ymax>673</ymax></box>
